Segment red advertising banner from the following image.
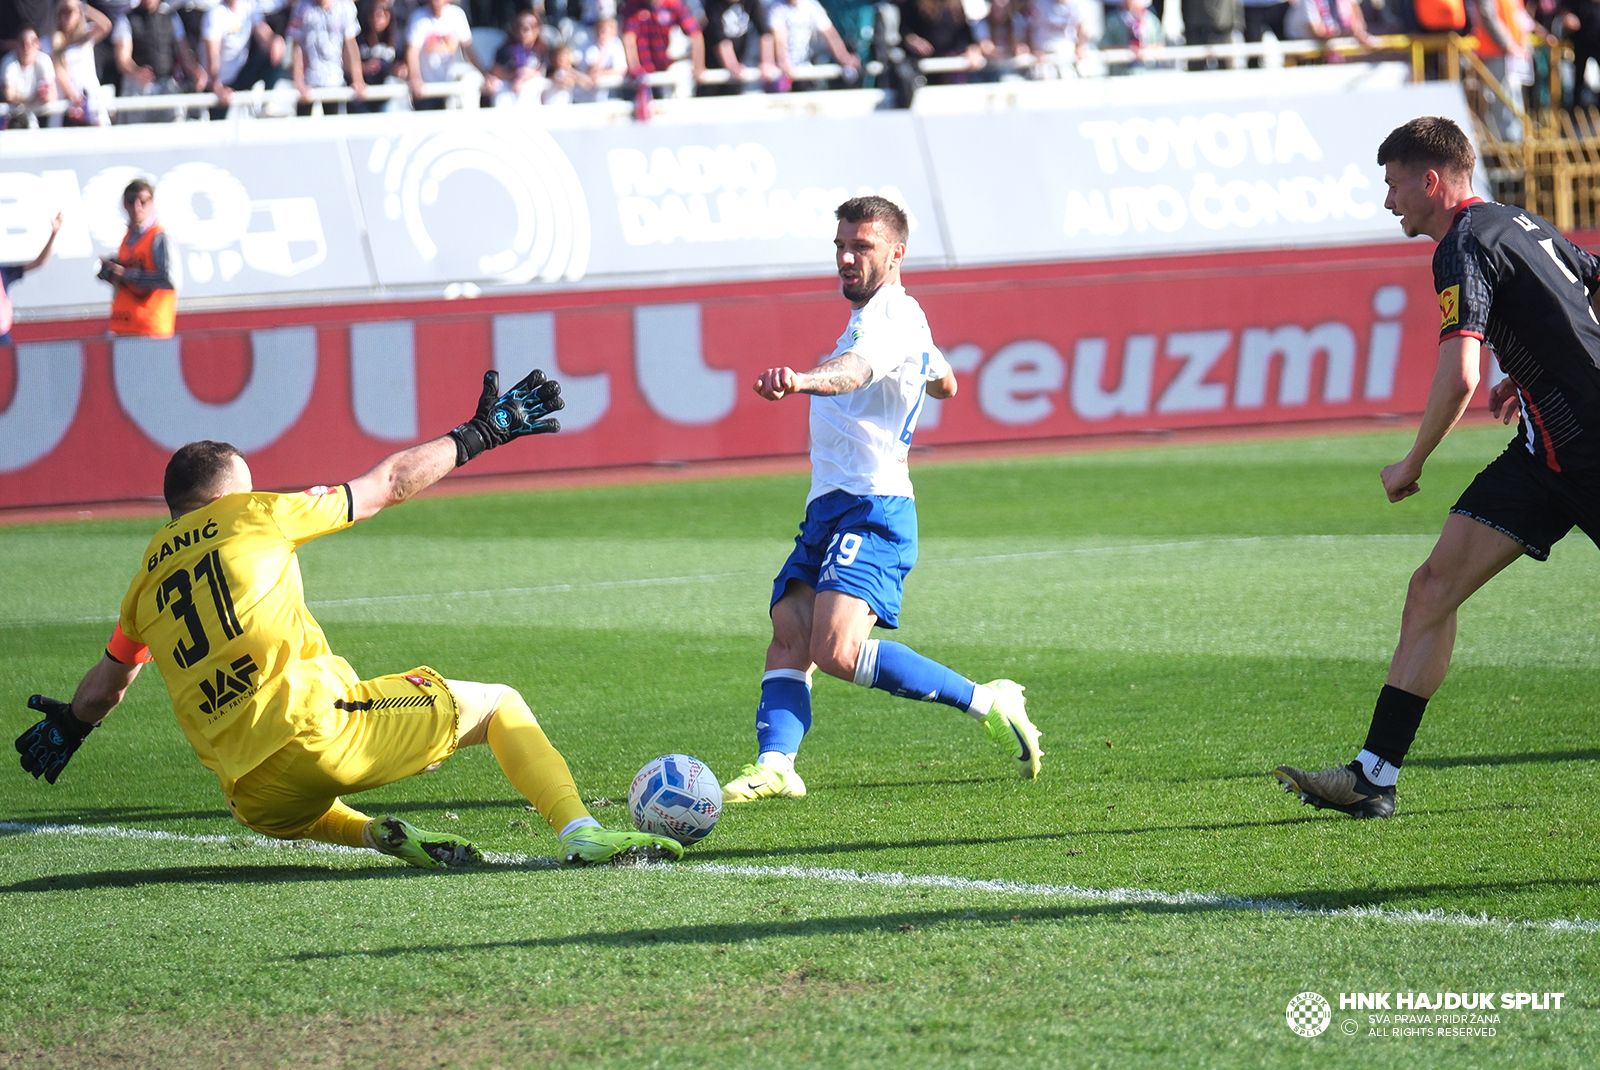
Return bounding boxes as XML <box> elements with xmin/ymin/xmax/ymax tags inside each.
<box><xmin>0</xmin><ymin>241</ymin><xmax>1485</xmax><ymax>510</ymax></box>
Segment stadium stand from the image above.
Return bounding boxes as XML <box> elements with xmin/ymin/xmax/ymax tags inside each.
<box><xmin>0</xmin><ymin>0</ymin><xmax>1568</xmax><ymax>123</ymax></box>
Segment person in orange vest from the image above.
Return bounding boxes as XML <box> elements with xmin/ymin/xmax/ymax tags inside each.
<box><xmin>97</xmin><ymin>178</ymin><xmax>176</xmax><ymax>338</ymax></box>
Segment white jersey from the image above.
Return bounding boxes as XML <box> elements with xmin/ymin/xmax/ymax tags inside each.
<box><xmin>808</xmin><ymin>284</ymin><xmax>951</xmax><ymax>504</ymax></box>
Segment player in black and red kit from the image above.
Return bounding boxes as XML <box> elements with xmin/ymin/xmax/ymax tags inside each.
<box><xmin>1276</xmin><ymin>116</ymin><xmax>1600</xmax><ymax>818</ymax></box>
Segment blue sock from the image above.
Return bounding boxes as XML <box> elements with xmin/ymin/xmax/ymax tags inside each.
<box><xmin>858</xmin><ymin>639</ymin><xmax>976</xmax><ymax>711</ymax></box>
<box><xmin>755</xmin><ymin>669</ymin><xmax>811</xmax><ymax>756</ymax></box>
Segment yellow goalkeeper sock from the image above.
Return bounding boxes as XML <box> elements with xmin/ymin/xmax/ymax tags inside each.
<box><xmin>306</xmin><ymin>798</ymin><xmax>373</xmax><ymax>849</ymax></box>
<box><xmin>486</xmin><ymin>690</ymin><xmax>590</xmax><ymax>834</ymax></box>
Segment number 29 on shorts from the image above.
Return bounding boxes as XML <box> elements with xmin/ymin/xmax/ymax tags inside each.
<box><xmin>824</xmin><ymin>532</ymin><xmax>863</xmax><ymax>568</ymax></box>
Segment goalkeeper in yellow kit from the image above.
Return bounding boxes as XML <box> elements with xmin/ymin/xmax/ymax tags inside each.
<box><xmin>15</xmin><ymin>369</ymin><xmax>683</xmax><ymax>868</ymax></box>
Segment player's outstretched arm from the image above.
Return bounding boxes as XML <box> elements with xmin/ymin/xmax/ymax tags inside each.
<box><xmin>1381</xmin><ymin>335</ymin><xmax>1480</xmax><ymax>503</ymax></box>
<box><xmin>348</xmin><ymin>369</ymin><xmax>563</xmax><ymax>521</ymax></box>
<box><xmin>753</xmin><ymin>353</ymin><xmax>872</xmax><ymax>400</ymax></box>
<box><xmin>16</xmin><ymin>656</ymin><xmax>142</xmax><ymax>784</ymax></box>
<box><xmin>347</xmin><ymin>438</ymin><xmax>461</xmax><ymax>522</ymax></box>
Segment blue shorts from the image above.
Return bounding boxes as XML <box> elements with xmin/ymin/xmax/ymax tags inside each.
<box><xmin>771</xmin><ymin>491</ymin><xmax>918</xmax><ymax>629</ymax></box>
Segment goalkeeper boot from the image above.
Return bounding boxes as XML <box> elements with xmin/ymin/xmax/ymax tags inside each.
<box><xmin>373</xmin><ymin>816</ymin><xmax>484</xmax><ymax>869</ymax></box>
<box><xmin>721</xmin><ymin>762</ymin><xmax>807</xmax><ymax>803</ymax></box>
<box><xmin>559</xmin><ymin>825</ymin><xmax>684</xmax><ymax>866</ymax></box>
<box><xmin>981</xmin><ymin>680</ymin><xmax>1042</xmax><ymax>779</ymax></box>
<box><xmin>1274</xmin><ymin>762</ymin><xmax>1396</xmax><ymax>819</ymax></box>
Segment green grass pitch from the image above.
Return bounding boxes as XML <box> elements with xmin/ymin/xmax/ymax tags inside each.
<box><xmin>2</xmin><ymin>423</ymin><xmax>1597</xmax><ymax>1069</ymax></box>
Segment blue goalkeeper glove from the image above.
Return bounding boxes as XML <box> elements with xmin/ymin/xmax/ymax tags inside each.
<box><xmin>16</xmin><ymin>695</ymin><xmax>94</xmax><ymax>785</ymax></box>
<box><xmin>449</xmin><ymin>369</ymin><xmax>563</xmax><ymax>467</ymax></box>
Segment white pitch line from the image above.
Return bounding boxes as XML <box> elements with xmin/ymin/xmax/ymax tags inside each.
<box><xmin>0</xmin><ymin>820</ymin><xmax>559</xmax><ymax>868</ymax></box>
<box><xmin>6</xmin><ymin>821</ymin><xmax>1595</xmax><ymax>934</ymax></box>
<box><xmin>686</xmin><ymin>862</ymin><xmax>1600</xmax><ymax>934</ymax></box>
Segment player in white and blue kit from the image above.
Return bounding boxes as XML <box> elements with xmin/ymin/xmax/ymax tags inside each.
<box><xmin>722</xmin><ymin>196</ymin><xmax>1043</xmax><ymax>803</ymax></box>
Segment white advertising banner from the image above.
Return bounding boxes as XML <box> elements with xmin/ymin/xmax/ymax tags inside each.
<box><xmin>919</xmin><ymin>81</ymin><xmax>1480</xmax><ymax>264</ymax></box>
<box><xmin>0</xmin><ymin>76</ymin><xmax>1473</xmax><ymax>317</ymax></box>
<box><xmin>0</xmin><ymin>135</ymin><xmax>375</xmax><ymax>312</ymax></box>
<box><xmin>339</xmin><ymin>112</ymin><xmax>944</xmax><ymax>289</ymax></box>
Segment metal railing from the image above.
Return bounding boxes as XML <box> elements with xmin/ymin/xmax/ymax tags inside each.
<box><xmin>1</xmin><ymin>30</ymin><xmax>1560</xmax><ymax>131</ymax></box>
<box><xmin>4</xmin><ymin>77</ymin><xmax>485</xmax><ymax>126</ymax></box>
<box><xmin>6</xmin><ymin>31</ymin><xmax>1478</xmax><ymax>129</ymax></box>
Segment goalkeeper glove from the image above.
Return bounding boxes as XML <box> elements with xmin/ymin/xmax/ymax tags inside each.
<box><xmin>449</xmin><ymin>369</ymin><xmax>564</xmax><ymax>467</ymax></box>
<box><xmin>16</xmin><ymin>695</ymin><xmax>95</xmax><ymax>785</ymax></box>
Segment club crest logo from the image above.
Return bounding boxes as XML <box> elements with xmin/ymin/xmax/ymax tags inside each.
<box><xmin>1285</xmin><ymin>991</ymin><xmax>1332</xmax><ymax>1037</ymax></box>
<box><xmin>404</xmin><ymin>674</ymin><xmax>433</xmax><ymax>688</ymax></box>
<box><xmin>1438</xmin><ymin>285</ymin><xmax>1460</xmax><ymax>330</ymax></box>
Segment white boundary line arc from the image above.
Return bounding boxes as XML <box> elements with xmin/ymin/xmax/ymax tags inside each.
<box><xmin>5</xmin><ymin>821</ymin><xmax>1595</xmax><ymax>934</ymax></box>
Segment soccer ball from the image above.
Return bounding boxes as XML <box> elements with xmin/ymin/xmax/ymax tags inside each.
<box><xmin>629</xmin><ymin>754</ymin><xmax>722</xmax><ymax>845</ymax></box>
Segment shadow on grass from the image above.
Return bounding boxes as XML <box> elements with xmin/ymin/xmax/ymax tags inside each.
<box><xmin>822</xmin><ymin>776</ymin><xmax>1011</xmax><ymax>791</ymax></box>
<box><xmin>693</xmin><ymin>814</ymin><xmax>1330</xmax><ymax>861</ymax></box>
<box><xmin>1151</xmin><ymin>750</ymin><xmax>1600</xmax><ymax>786</ymax></box>
<box><xmin>1407</xmin><ymin>749</ymin><xmax>1600</xmax><ymax>770</ymax></box>
<box><xmin>0</xmin><ymin>807</ymin><xmax>233</xmax><ymax>830</ymax></box>
<box><xmin>276</xmin><ymin>875</ymin><xmax>1596</xmax><ymax>962</ymax></box>
<box><xmin>277</xmin><ymin>903</ymin><xmax>1261</xmax><ymax>961</ymax></box>
<box><xmin>0</xmin><ymin>857</ymin><xmax>554</xmax><ymax>893</ymax></box>
<box><xmin>1283</xmin><ymin>876</ymin><xmax>1600</xmax><ymax>911</ymax></box>
<box><xmin>3</xmin><ymin>865</ymin><xmax>422</xmax><ymax>893</ymax></box>
<box><xmin>0</xmin><ymin>798</ymin><xmax>529</xmax><ymax>836</ymax></box>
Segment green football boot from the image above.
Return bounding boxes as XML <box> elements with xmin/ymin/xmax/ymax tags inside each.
<box><xmin>559</xmin><ymin>825</ymin><xmax>684</xmax><ymax>866</ymax></box>
<box><xmin>372</xmin><ymin>816</ymin><xmax>484</xmax><ymax>870</ymax></box>
<box><xmin>721</xmin><ymin>762</ymin><xmax>807</xmax><ymax>803</ymax></box>
<box><xmin>981</xmin><ymin>680</ymin><xmax>1042</xmax><ymax>779</ymax></box>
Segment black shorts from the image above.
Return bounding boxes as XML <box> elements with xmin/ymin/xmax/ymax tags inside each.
<box><xmin>1451</xmin><ymin>444</ymin><xmax>1600</xmax><ymax>561</ymax></box>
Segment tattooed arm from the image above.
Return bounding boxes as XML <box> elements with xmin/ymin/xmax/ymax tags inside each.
<box><xmin>753</xmin><ymin>352</ymin><xmax>873</xmax><ymax>400</ymax></box>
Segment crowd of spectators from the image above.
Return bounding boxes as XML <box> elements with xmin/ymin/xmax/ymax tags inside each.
<box><xmin>0</xmin><ymin>0</ymin><xmax>1591</xmax><ymax>124</ymax></box>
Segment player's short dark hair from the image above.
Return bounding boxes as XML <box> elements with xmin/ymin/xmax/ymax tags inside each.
<box><xmin>123</xmin><ymin>178</ymin><xmax>153</xmax><ymax>205</ymax></box>
<box><xmin>1376</xmin><ymin>117</ymin><xmax>1475</xmax><ymax>179</ymax></box>
<box><xmin>836</xmin><ymin>196</ymin><xmax>909</xmax><ymax>244</ymax></box>
<box><xmin>164</xmin><ymin>441</ymin><xmax>243</xmax><ymax>513</ymax></box>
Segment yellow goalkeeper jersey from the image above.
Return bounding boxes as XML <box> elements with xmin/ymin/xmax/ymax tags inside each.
<box><xmin>117</xmin><ymin>485</ymin><xmax>359</xmax><ymax>784</ymax></box>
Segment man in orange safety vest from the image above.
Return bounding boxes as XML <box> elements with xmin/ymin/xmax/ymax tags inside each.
<box><xmin>99</xmin><ymin>178</ymin><xmax>177</xmax><ymax>338</ymax></box>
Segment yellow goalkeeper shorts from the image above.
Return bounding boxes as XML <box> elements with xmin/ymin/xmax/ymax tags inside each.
<box><xmin>225</xmin><ymin>666</ymin><xmax>460</xmax><ymax>839</ymax></box>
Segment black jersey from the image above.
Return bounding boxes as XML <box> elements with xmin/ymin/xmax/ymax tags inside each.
<box><xmin>1434</xmin><ymin>199</ymin><xmax>1600</xmax><ymax>472</ymax></box>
